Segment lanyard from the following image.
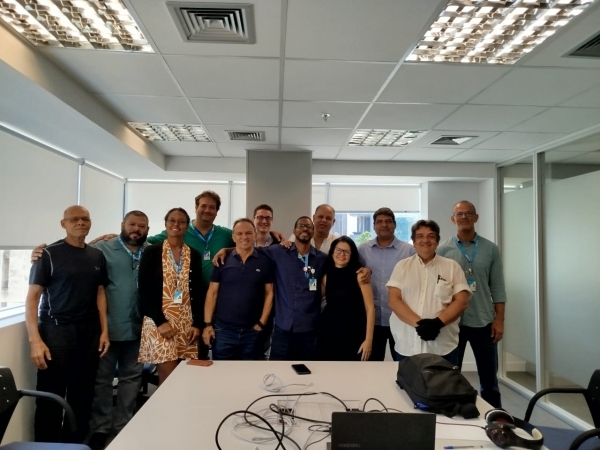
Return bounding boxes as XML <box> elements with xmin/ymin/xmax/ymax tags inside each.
<box><xmin>255</xmin><ymin>235</ymin><xmax>271</xmax><ymax>247</ymax></box>
<box><xmin>192</xmin><ymin>225</ymin><xmax>214</xmax><ymax>246</ymax></box>
<box><xmin>453</xmin><ymin>235</ymin><xmax>479</xmax><ymax>270</ymax></box>
<box><xmin>117</xmin><ymin>237</ymin><xmax>143</xmax><ymax>266</ymax></box>
<box><xmin>299</xmin><ymin>253</ymin><xmax>310</xmax><ymax>278</ymax></box>
<box><xmin>169</xmin><ymin>248</ymin><xmax>182</xmax><ymax>275</ymax></box>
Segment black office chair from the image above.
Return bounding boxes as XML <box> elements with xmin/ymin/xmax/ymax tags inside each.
<box><xmin>0</xmin><ymin>367</ymin><xmax>90</xmax><ymax>450</ymax></box>
<box><xmin>524</xmin><ymin>369</ymin><xmax>600</xmax><ymax>450</ymax></box>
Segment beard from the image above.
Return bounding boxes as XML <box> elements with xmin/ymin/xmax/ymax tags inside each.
<box><xmin>120</xmin><ymin>230</ymin><xmax>147</xmax><ymax>246</ymax></box>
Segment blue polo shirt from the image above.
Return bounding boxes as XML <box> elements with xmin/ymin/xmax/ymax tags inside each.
<box><xmin>358</xmin><ymin>237</ymin><xmax>415</xmax><ymax>327</ymax></box>
<box><xmin>211</xmin><ymin>249</ymin><xmax>274</xmax><ymax>329</ymax></box>
<box><xmin>260</xmin><ymin>244</ymin><xmax>327</xmax><ymax>333</ymax></box>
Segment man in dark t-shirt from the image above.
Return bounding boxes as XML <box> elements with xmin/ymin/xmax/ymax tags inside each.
<box><xmin>25</xmin><ymin>205</ymin><xmax>109</xmax><ymax>443</ymax></box>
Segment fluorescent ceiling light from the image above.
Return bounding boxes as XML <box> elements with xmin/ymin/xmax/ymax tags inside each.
<box><xmin>0</xmin><ymin>0</ymin><xmax>153</xmax><ymax>52</ymax></box>
<box><xmin>348</xmin><ymin>129</ymin><xmax>426</xmax><ymax>147</ymax></box>
<box><xmin>407</xmin><ymin>0</ymin><xmax>597</xmax><ymax>64</ymax></box>
<box><xmin>129</xmin><ymin>123</ymin><xmax>212</xmax><ymax>142</ymax></box>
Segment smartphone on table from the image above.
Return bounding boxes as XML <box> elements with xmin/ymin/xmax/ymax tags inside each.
<box><xmin>291</xmin><ymin>364</ymin><xmax>311</xmax><ymax>375</ymax></box>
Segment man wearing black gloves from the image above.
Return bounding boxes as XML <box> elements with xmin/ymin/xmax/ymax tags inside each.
<box><xmin>386</xmin><ymin>220</ymin><xmax>471</xmax><ymax>365</ymax></box>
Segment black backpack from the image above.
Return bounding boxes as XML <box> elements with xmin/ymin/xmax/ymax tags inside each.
<box><xmin>396</xmin><ymin>353</ymin><xmax>480</xmax><ymax>419</ymax></box>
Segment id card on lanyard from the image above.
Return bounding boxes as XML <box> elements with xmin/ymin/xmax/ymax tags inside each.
<box><xmin>169</xmin><ymin>248</ymin><xmax>183</xmax><ymax>304</ymax></box>
<box><xmin>192</xmin><ymin>226</ymin><xmax>214</xmax><ymax>260</ymax></box>
<box><xmin>299</xmin><ymin>253</ymin><xmax>317</xmax><ymax>291</ymax></box>
<box><xmin>453</xmin><ymin>235</ymin><xmax>478</xmax><ymax>292</ymax></box>
<box><xmin>117</xmin><ymin>237</ymin><xmax>142</xmax><ymax>287</ymax></box>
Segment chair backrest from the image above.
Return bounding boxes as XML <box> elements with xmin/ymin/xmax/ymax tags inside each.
<box><xmin>585</xmin><ymin>370</ymin><xmax>600</xmax><ymax>428</ymax></box>
<box><xmin>0</xmin><ymin>367</ymin><xmax>21</xmax><ymax>442</ymax></box>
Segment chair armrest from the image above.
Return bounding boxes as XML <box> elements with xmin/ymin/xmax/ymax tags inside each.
<box><xmin>524</xmin><ymin>387</ymin><xmax>587</xmax><ymax>422</ymax></box>
<box><xmin>569</xmin><ymin>427</ymin><xmax>600</xmax><ymax>450</ymax></box>
<box><xmin>19</xmin><ymin>389</ymin><xmax>77</xmax><ymax>434</ymax></box>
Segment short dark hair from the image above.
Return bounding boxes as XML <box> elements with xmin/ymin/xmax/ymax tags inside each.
<box><xmin>326</xmin><ymin>236</ymin><xmax>362</xmax><ymax>273</ymax></box>
<box><xmin>373</xmin><ymin>207</ymin><xmax>396</xmax><ymax>224</ymax></box>
<box><xmin>195</xmin><ymin>190</ymin><xmax>221</xmax><ymax>211</ymax></box>
<box><xmin>314</xmin><ymin>204</ymin><xmax>336</xmax><ymax>215</ymax></box>
<box><xmin>411</xmin><ymin>220</ymin><xmax>441</xmax><ymax>243</ymax></box>
<box><xmin>253</xmin><ymin>204</ymin><xmax>273</xmax><ymax>217</ymax></box>
<box><xmin>233</xmin><ymin>218</ymin><xmax>256</xmax><ymax>232</ymax></box>
<box><xmin>294</xmin><ymin>216</ymin><xmax>313</xmax><ymax>229</ymax></box>
<box><xmin>164</xmin><ymin>207</ymin><xmax>190</xmax><ymax>224</ymax></box>
<box><xmin>123</xmin><ymin>210</ymin><xmax>148</xmax><ymax>222</ymax></box>
<box><xmin>453</xmin><ymin>200</ymin><xmax>477</xmax><ymax>214</ymax></box>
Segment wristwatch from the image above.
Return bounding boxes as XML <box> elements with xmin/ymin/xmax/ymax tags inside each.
<box><xmin>256</xmin><ymin>320</ymin><xmax>265</xmax><ymax>330</ymax></box>
<box><xmin>204</xmin><ymin>322</ymin><xmax>213</xmax><ymax>327</ymax></box>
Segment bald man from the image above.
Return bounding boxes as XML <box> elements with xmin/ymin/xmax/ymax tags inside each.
<box><xmin>26</xmin><ymin>206</ymin><xmax>109</xmax><ymax>443</ymax></box>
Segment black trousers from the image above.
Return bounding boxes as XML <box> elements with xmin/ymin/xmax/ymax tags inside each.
<box><xmin>35</xmin><ymin>320</ymin><xmax>100</xmax><ymax>443</ymax></box>
<box><xmin>370</xmin><ymin>325</ymin><xmax>398</xmax><ymax>361</ymax></box>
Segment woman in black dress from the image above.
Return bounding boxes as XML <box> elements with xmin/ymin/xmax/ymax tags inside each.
<box><xmin>318</xmin><ymin>236</ymin><xmax>375</xmax><ymax>361</ymax></box>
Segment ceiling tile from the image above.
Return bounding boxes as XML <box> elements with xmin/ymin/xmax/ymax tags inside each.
<box><xmin>284</xmin><ymin>60</ymin><xmax>394</xmax><ymax>101</ymax></box>
<box><xmin>39</xmin><ymin>49</ymin><xmax>181</xmax><ymax>96</ymax></box>
<box><xmin>279</xmin><ymin>145</ymin><xmax>342</xmax><ymax>159</ymax></box>
<box><xmin>469</xmin><ymin>68</ymin><xmax>600</xmax><ymax>107</ymax></box>
<box><xmin>96</xmin><ymin>94</ymin><xmax>197</xmax><ymax>123</ymax></box>
<box><xmin>435</xmin><ymin>105</ymin><xmax>546</xmax><ymax>132</ymax></box>
<box><xmin>281</xmin><ymin>128</ymin><xmax>352</xmax><ymax>146</ymax></box>
<box><xmin>416</xmin><ymin>130</ymin><xmax>499</xmax><ymax>149</ymax></box>
<box><xmin>152</xmin><ymin>141</ymin><xmax>221</xmax><ymax>157</ymax></box>
<box><xmin>165</xmin><ymin>56</ymin><xmax>280</xmax><ymax>99</ymax></box>
<box><xmin>360</xmin><ymin>104</ymin><xmax>460</xmax><ymax>130</ymax></box>
<box><xmin>449</xmin><ymin>149</ymin><xmax>523</xmax><ymax>163</ymax></box>
<box><xmin>205</xmin><ymin>125</ymin><xmax>279</xmax><ymax>144</ymax></box>
<box><xmin>285</xmin><ymin>0</ymin><xmax>444</xmax><ymax>62</ymax></box>
<box><xmin>282</xmin><ymin>102</ymin><xmax>368</xmax><ymax>128</ymax></box>
<box><xmin>543</xmin><ymin>151</ymin><xmax>589</xmax><ymax>163</ymax></box>
<box><xmin>560</xmin><ymin>85</ymin><xmax>600</xmax><ymax>108</ymax></box>
<box><xmin>392</xmin><ymin>147</ymin><xmax>466</xmax><ymax>161</ymax></box>
<box><xmin>475</xmin><ymin>132</ymin><xmax>565</xmax><ymax>151</ymax></box>
<box><xmin>337</xmin><ymin>146</ymin><xmax>400</xmax><ymax>161</ymax></box>
<box><xmin>190</xmin><ymin>99</ymin><xmax>279</xmax><ymax>126</ymax></box>
<box><xmin>551</xmin><ymin>133</ymin><xmax>600</xmax><ymax>152</ymax></box>
<box><xmin>510</xmin><ymin>107</ymin><xmax>600</xmax><ymax>133</ymax></box>
<box><xmin>379</xmin><ymin>63</ymin><xmax>509</xmax><ymax>103</ymax></box>
<box><xmin>129</xmin><ymin>0</ymin><xmax>281</xmax><ymax>57</ymax></box>
<box><xmin>218</xmin><ymin>143</ymin><xmax>281</xmax><ymax>158</ymax></box>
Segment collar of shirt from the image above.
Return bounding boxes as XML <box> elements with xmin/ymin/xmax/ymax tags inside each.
<box><xmin>416</xmin><ymin>253</ymin><xmax>439</xmax><ymax>267</ymax></box>
<box><xmin>232</xmin><ymin>248</ymin><xmax>258</xmax><ymax>260</ymax></box>
<box><xmin>368</xmin><ymin>236</ymin><xmax>401</xmax><ymax>249</ymax></box>
<box><xmin>456</xmin><ymin>232</ymin><xmax>478</xmax><ymax>244</ymax></box>
<box><xmin>288</xmin><ymin>243</ymin><xmax>317</xmax><ymax>256</ymax></box>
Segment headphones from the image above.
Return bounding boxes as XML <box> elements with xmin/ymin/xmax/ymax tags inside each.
<box><xmin>484</xmin><ymin>409</ymin><xmax>544</xmax><ymax>449</ymax></box>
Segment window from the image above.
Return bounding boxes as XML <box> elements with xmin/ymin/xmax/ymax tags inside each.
<box><xmin>333</xmin><ymin>212</ymin><xmax>420</xmax><ymax>244</ymax></box>
<box><xmin>0</xmin><ymin>249</ymin><xmax>31</xmax><ymax>314</ymax></box>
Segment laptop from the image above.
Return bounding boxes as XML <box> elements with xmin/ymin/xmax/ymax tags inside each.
<box><xmin>330</xmin><ymin>412</ymin><xmax>436</xmax><ymax>450</ymax></box>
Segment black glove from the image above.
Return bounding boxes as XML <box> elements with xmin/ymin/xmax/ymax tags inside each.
<box><xmin>416</xmin><ymin>317</ymin><xmax>444</xmax><ymax>341</ymax></box>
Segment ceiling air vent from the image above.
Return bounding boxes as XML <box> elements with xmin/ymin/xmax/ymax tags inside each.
<box><xmin>569</xmin><ymin>32</ymin><xmax>600</xmax><ymax>58</ymax></box>
<box><xmin>227</xmin><ymin>131</ymin><xmax>265</xmax><ymax>141</ymax></box>
<box><xmin>167</xmin><ymin>2</ymin><xmax>255</xmax><ymax>44</ymax></box>
<box><xmin>430</xmin><ymin>136</ymin><xmax>476</xmax><ymax>146</ymax></box>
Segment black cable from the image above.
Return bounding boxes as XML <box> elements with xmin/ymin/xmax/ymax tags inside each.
<box><xmin>362</xmin><ymin>398</ymin><xmax>388</xmax><ymax>412</ymax></box>
<box><xmin>305</xmin><ymin>431</ymin><xmax>331</xmax><ymax>450</ymax></box>
<box><xmin>215</xmin><ymin>409</ymin><xmax>288</xmax><ymax>450</ymax></box>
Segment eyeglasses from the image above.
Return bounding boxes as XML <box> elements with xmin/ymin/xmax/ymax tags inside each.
<box><xmin>296</xmin><ymin>224</ymin><xmax>314</xmax><ymax>230</ymax></box>
<box><xmin>453</xmin><ymin>212</ymin><xmax>476</xmax><ymax>218</ymax></box>
<box><xmin>334</xmin><ymin>248</ymin><xmax>351</xmax><ymax>256</ymax></box>
<box><xmin>254</xmin><ymin>216</ymin><xmax>273</xmax><ymax>222</ymax></box>
<box><xmin>65</xmin><ymin>216</ymin><xmax>91</xmax><ymax>223</ymax></box>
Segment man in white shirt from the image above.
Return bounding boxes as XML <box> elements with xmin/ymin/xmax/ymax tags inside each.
<box><xmin>289</xmin><ymin>204</ymin><xmax>338</xmax><ymax>253</ymax></box>
<box><xmin>386</xmin><ymin>220</ymin><xmax>471</xmax><ymax>365</ymax></box>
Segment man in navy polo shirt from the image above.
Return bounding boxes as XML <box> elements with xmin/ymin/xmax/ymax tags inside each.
<box><xmin>202</xmin><ymin>218</ymin><xmax>274</xmax><ymax>360</ymax></box>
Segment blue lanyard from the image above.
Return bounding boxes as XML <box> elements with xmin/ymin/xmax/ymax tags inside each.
<box><xmin>169</xmin><ymin>248</ymin><xmax>182</xmax><ymax>274</ymax></box>
<box><xmin>191</xmin><ymin>225</ymin><xmax>214</xmax><ymax>246</ymax></box>
<box><xmin>117</xmin><ymin>237</ymin><xmax>143</xmax><ymax>265</ymax></box>
<box><xmin>453</xmin><ymin>235</ymin><xmax>479</xmax><ymax>268</ymax></box>
<box><xmin>299</xmin><ymin>253</ymin><xmax>311</xmax><ymax>278</ymax></box>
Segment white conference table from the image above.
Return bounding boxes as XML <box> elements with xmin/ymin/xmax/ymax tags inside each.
<box><xmin>107</xmin><ymin>361</ymin><xmax>499</xmax><ymax>450</ymax></box>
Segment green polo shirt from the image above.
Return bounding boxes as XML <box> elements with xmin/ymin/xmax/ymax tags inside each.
<box><xmin>93</xmin><ymin>237</ymin><xmax>145</xmax><ymax>341</ymax></box>
<box><xmin>437</xmin><ymin>234</ymin><xmax>507</xmax><ymax>328</ymax></box>
<box><xmin>147</xmin><ymin>223</ymin><xmax>234</xmax><ymax>284</ymax></box>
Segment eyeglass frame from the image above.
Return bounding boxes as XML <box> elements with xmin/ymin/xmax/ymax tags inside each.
<box><xmin>453</xmin><ymin>212</ymin><xmax>477</xmax><ymax>218</ymax></box>
<box><xmin>253</xmin><ymin>215</ymin><xmax>273</xmax><ymax>222</ymax></box>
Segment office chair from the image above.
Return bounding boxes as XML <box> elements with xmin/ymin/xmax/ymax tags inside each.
<box><xmin>524</xmin><ymin>369</ymin><xmax>600</xmax><ymax>450</ymax></box>
<box><xmin>0</xmin><ymin>367</ymin><xmax>90</xmax><ymax>450</ymax></box>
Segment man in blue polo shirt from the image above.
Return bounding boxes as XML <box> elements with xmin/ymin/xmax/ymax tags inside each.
<box><xmin>202</xmin><ymin>219</ymin><xmax>274</xmax><ymax>360</ymax></box>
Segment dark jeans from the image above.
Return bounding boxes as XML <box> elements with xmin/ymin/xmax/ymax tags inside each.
<box><xmin>269</xmin><ymin>325</ymin><xmax>317</xmax><ymax>361</ymax></box>
<box><xmin>396</xmin><ymin>346</ymin><xmax>460</xmax><ymax>366</ymax></box>
<box><xmin>89</xmin><ymin>339</ymin><xmax>143</xmax><ymax>435</ymax></box>
<box><xmin>457</xmin><ymin>323</ymin><xmax>502</xmax><ymax>408</ymax></box>
<box><xmin>212</xmin><ymin>325</ymin><xmax>261</xmax><ymax>360</ymax></box>
<box><xmin>371</xmin><ymin>325</ymin><xmax>399</xmax><ymax>361</ymax></box>
<box><xmin>255</xmin><ymin>311</ymin><xmax>274</xmax><ymax>360</ymax></box>
<box><xmin>35</xmin><ymin>320</ymin><xmax>100</xmax><ymax>443</ymax></box>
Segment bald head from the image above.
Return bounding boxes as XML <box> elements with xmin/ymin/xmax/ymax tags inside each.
<box><xmin>61</xmin><ymin>205</ymin><xmax>92</xmax><ymax>242</ymax></box>
<box><xmin>453</xmin><ymin>200</ymin><xmax>476</xmax><ymax>214</ymax></box>
<box><xmin>313</xmin><ymin>204</ymin><xmax>336</xmax><ymax>235</ymax></box>
<box><xmin>63</xmin><ymin>205</ymin><xmax>90</xmax><ymax>219</ymax></box>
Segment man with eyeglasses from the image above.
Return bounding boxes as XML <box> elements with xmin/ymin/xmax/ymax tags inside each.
<box><xmin>252</xmin><ymin>204</ymin><xmax>281</xmax><ymax>247</ymax></box>
<box><xmin>289</xmin><ymin>204</ymin><xmax>338</xmax><ymax>253</ymax></box>
<box><xmin>26</xmin><ymin>205</ymin><xmax>110</xmax><ymax>443</ymax></box>
<box><xmin>437</xmin><ymin>201</ymin><xmax>506</xmax><ymax>408</ymax></box>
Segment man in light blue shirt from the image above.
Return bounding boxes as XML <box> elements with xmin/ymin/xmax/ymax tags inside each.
<box><xmin>358</xmin><ymin>207</ymin><xmax>415</xmax><ymax>361</ymax></box>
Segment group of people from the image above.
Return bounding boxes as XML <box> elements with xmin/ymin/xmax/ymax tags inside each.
<box><xmin>25</xmin><ymin>191</ymin><xmax>506</xmax><ymax>450</ymax></box>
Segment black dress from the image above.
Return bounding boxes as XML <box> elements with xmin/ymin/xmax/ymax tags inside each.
<box><xmin>318</xmin><ymin>265</ymin><xmax>367</xmax><ymax>361</ymax></box>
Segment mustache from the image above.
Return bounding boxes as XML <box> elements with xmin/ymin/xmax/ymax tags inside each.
<box><xmin>120</xmin><ymin>230</ymin><xmax>148</xmax><ymax>246</ymax></box>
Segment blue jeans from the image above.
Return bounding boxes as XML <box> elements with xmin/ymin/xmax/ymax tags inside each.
<box><xmin>396</xmin><ymin>346</ymin><xmax>460</xmax><ymax>366</ymax></box>
<box><xmin>269</xmin><ymin>325</ymin><xmax>317</xmax><ymax>361</ymax></box>
<box><xmin>212</xmin><ymin>326</ymin><xmax>261</xmax><ymax>360</ymax></box>
<box><xmin>89</xmin><ymin>340</ymin><xmax>143</xmax><ymax>434</ymax></box>
<box><xmin>457</xmin><ymin>323</ymin><xmax>502</xmax><ymax>408</ymax></box>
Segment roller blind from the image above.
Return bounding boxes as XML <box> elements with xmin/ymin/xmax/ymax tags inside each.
<box><xmin>80</xmin><ymin>165</ymin><xmax>124</xmax><ymax>237</ymax></box>
<box><xmin>329</xmin><ymin>186</ymin><xmax>420</xmax><ymax>211</ymax></box>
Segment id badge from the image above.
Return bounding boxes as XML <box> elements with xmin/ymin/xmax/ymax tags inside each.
<box><xmin>308</xmin><ymin>278</ymin><xmax>317</xmax><ymax>291</ymax></box>
<box><xmin>174</xmin><ymin>290</ymin><xmax>183</xmax><ymax>304</ymax></box>
<box><xmin>467</xmin><ymin>278</ymin><xmax>477</xmax><ymax>292</ymax></box>
<box><xmin>203</xmin><ymin>249</ymin><xmax>211</xmax><ymax>261</ymax></box>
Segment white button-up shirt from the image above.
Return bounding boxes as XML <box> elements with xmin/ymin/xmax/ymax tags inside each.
<box><xmin>386</xmin><ymin>253</ymin><xmax>471</xmax><ymax>357</ymax></box>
